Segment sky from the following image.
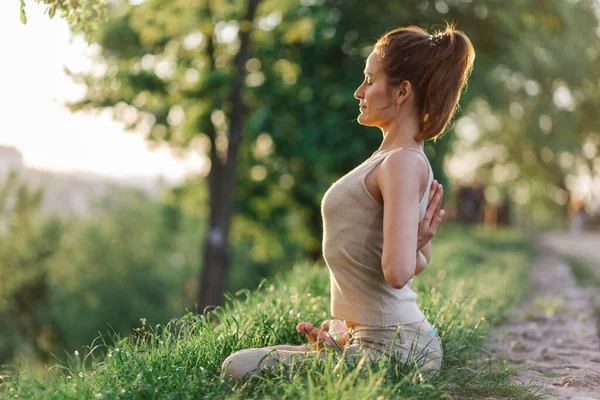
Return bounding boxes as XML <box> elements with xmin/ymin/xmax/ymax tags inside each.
<box><xmin>0</xmin><ymin>1</ymin><xmax>207</xmax><ymax>182</ymax></box>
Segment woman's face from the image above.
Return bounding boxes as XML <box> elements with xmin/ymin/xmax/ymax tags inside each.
<box><xmin>354</xmin><ymin>51</ymin><xmax>396</xmax><ymax>127</ymax></box>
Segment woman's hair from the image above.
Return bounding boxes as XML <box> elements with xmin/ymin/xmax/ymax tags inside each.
<box><xmin>374</xmin><ymin>22</ymin><xmax>475</xmax><ymax>141</ymax></box>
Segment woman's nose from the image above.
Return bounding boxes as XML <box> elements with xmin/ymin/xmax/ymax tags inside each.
<box><xmin>354</xmin><ymin>86</ymin><xmax>363</xmax><ymax>100</ymax></box>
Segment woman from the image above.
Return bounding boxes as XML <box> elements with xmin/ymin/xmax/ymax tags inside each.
<box><xmin>221</xmin><ymin>23</ymin><xmax>475</xmax><ymax>383</ymax></box>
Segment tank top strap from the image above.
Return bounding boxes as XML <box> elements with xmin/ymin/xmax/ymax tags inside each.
<box><xmin>401</xmin><ymin>148</ymin><xmax>433</xmax><ymax>186</ymax></box>
<box><xmin>401</xmin><ymin>148</ymin><xmax>431</xmax><ymax>170</ymax></box>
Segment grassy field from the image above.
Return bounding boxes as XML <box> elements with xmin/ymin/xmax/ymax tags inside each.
<box><xmin>1</xmin><ymin>224</ymin><xmax>540</xmax><ymax>399</ymax></box>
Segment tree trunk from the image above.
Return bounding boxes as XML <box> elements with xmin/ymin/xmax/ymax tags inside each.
<box><xmin>198</xmin><ymin>0</ymin><xmax>262</xmax><ymax>311</ymax></box>
<box><xmin>12</xmin><ymin>276</ymin><xmax>63</xmax><ymax>363</ymax></box>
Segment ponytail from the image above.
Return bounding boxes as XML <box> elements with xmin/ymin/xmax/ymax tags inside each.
<box><xmin>374</xmin><ymin>22</ymin><xmax>476</xmax><ymax>141</ymax></box>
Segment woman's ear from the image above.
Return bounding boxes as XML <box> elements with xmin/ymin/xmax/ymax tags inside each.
<box><xmin>396</xmin><ymin>80</ymin><xmax>412</xmax><ymax>106</ymax></box>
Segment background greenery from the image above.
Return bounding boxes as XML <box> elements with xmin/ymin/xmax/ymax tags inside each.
<box><xmin>2</xmin><ymin>0</ymin><xmax>599</xmax><ymax>393</ymax></box>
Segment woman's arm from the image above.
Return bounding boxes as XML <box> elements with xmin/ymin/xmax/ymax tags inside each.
<box><xmin>379</xmin><ymin>152</ymin><xmax>445</xmax><ymax>288</ymax></box>
<box><xmin>379</xmin><ymin>151</ymin><xmax>424</xmax><ymax>289</ymax></box>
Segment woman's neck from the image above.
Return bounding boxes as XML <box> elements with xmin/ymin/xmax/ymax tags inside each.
<box><xmin>376</xmin><ymin>115</ymin><xmax>422</xmax><ymax>152</ymax></box>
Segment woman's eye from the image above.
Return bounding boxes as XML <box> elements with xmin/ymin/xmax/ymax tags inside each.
<box><xmin>366</xmin><ymin>77</ymin><xmax>372</xmax><ymax>85</ymax></box>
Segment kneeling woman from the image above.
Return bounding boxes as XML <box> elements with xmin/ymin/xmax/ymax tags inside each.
<box><xmin>222</xmin><ymin>23</ymin><xmax>475</xmax><ymax>383</ymax></box>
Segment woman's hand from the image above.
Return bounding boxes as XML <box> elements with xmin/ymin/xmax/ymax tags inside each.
<box><xmin>417</xmin><ymin>180</ymin><xmax>445</xmax><ymax>250</ymax></box>
<box><xmin>296</xmin><ymin>319</ymin><xmax>348</xmax><ymax>351</ymax></box>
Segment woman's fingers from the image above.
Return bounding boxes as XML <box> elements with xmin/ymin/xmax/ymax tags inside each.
<box><xmin>427</xmin><ymin>184</ymin><xmax>444</xmax><ymax>233</ymax></box>
<box><xmin>297</xmin><ymin>322</ymin><xmax>318</xmax><ymax>342</ymax></box>
<box><xmin>434</xmin><ymin>184</ymin><xmax>443</xmax><ymax>213</ymax></box>
<box><xmin>296</xmin><ymin>322</ymin><xmax>313</xmax><ymax>333</ymax></box>
<box><xmin>308</xmin><ymin>326</ymin><xmax>334</xmax><ymax>345</ymax></box>
<box><xmin>298</xmin><ymin>323</ymin><xmax>322</xmax><ymax>347</ymax></box>
<box><xmin>297</xmin><ymin>320</ymin><xmax>348</xmax><ymax>350</ymax></box>
<box><xmin>420</xmin><ymin>182</ymin><xmax>441</xmax><ymax>237</ymax></box>
<box><xmin>297</xmin><ymin>322</ymin><xmax>334</xmax><ymax>346</ymax></box>
<box><xmin>424</xmin><ymin>181</ymin><xmax>439</xmax><ymax>217</ymax></box>
<box><xmin>425</xmin><ymin>182</ymin><xmax>443</xmax><ymax>221</ymax></box>
<box><xmin>427</xmin><ymin>180</ymin><xmax>437</xmax><ymax>203</ymax></box>
<box><xmin>428</xmin><ymin>208</ymin><xmax>446</xmax><ymax>236</ymax></box>
<box><xmin>431</xmin><ymin>183</ymin><xmax>442</xmax><ymax>211</ymax></box>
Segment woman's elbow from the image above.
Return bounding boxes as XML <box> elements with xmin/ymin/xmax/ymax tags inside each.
<box><xmin>382</xmin><ymin>264</ymin><xmax>413</xmax><ymax>289</ymax></box>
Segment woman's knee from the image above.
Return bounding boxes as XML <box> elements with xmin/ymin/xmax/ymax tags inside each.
<box><xmin>221</xmin><ymin>345</ymin><xmax>320</xmax><ymax>382</ymax></box>
<box><xmin>221</xmin><ymin>349</ymin><xmax>260</xmax><ymax>382</ymax></box>
<box><xmin>400</xmin><ymin>326</ymin><xmax>443</xmax><ymax>374</ymax></box>
<box><xmin>221</xmin><ymin>347</ymin><xmax>287</xmax><ymax>382</ymax></box>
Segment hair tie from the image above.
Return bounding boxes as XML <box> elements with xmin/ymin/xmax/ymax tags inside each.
<box><xmin>428</xmin><ymin>33</ymin><xmax>446</xmax><ymax>47</ymax></box>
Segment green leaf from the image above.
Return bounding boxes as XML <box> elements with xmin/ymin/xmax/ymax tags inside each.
<box><xmin>20</xmin><ymin>10</ymin><xmax>27</xmax><ymax>25</ymax></box>
<box><xmin>49</xmin><ymin>7</ymin><xmax>56</xmax><ymax>19</ymax></box>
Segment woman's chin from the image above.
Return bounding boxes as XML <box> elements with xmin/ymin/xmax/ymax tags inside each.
<box><xmin>357</xmin><ymin>114</ymin><xmax>374</xmax><ymax>126</ymax></box>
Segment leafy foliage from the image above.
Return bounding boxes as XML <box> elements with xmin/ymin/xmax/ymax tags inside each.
<box><xmin>49</xmin><ymin>0</ymin><xmax>599</xmax><ymax>259</ymax></box>
<box><xmin>19</xmin><ymin>0</ymin><xmax>108</xmax><ymax>43</ymax></box>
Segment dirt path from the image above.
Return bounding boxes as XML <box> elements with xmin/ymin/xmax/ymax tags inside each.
<box><xmin>482</xmin><ymin>235</ymin><xmax>600</xmax><ymax>399</ymax></box>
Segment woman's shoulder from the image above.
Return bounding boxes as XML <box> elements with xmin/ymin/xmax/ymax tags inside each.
<box><xmin>377</xmin><ymin>148</ymin><xmax>430</xmax><ymax>192</ymax></box>
<box><xmin>379</xmin><ymin>148</ymin><xmax>430</xmax><ymax>175</ymax></box>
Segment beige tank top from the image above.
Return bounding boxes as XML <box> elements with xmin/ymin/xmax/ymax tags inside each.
<box><xmin>321</xmin><ymin>147</ymin><xmax>434</xmax><ymax>326</ymax></box>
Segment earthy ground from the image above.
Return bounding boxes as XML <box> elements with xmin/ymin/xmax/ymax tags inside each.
<box><xmin>481</xmin><ymin>233</ymin><xmax>600</xmax><ymax>400</ymax></box>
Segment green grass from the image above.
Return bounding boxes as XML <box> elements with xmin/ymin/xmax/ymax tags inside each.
<box><xmin>567</xmin><ymin>256</ymin><xmax>600</xmax><ymax>288</ymax></box>
<box><xmin>562</xmin><ymin>255</ymin><xmax>600</xmax><ymax>340</ymax></box>
<box><xmin>0</xmin><ymin>224</ymin><xmax>541</xmax><ymax>399</ymax></box>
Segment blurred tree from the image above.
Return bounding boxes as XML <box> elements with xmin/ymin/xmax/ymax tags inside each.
<box><xmin>0</xmin><ymin>172</ymin><xmax>65</xmax><ymax>363</ymax></box>
<box><xmin>442</xmin><ymin>0</ymin><xmax>600</xmax><ymax>228</ymax></box>
<box><xmin>59</xmin><ymin>0</ymin><xmax>272</xmax><ymax>309</ymax></box>
<box><xmin>47</xmin><ymin>187</ymin><xmax>205</xmax><ymax>353</ymax></box>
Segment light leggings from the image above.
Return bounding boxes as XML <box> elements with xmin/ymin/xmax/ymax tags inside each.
<box><xmin>221</xmin><ymin>320</ymin><xmax>443</xmax><ymax>383</ymax></box>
